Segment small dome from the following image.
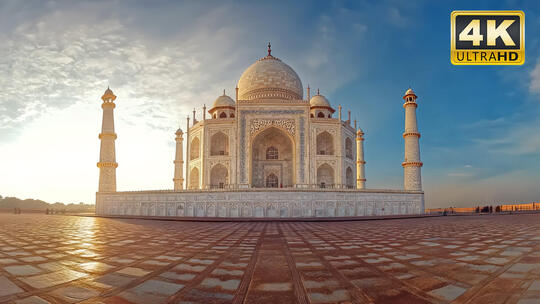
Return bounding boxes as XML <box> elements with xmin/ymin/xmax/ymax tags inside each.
<box><xmin>310</xmin><ymin>94</ymin><xmax>331</xmax><ymax>108</ymax></box>
<box><xmin>101</xmin><ymin>86</ymin><xmax>116</xmax><ymax>101</ymax></box>
<box><xmin>175</xmin><ymin>128</ymin><xmax>183</xmax><ymax>134</ymax></box>
<box><xmin>212</xmin><ymin>93</ymin><xmax>235</xmax><ymax>108</ymax></box>
<box><xmin>404</xmin><ymin>88</ymin><xmax>416</xmax><ymax>97</ymax></box>
<box><xmin>357</xmin><ymin>128</ymin><xmax>364</xmax><ymax>136</ymax></box>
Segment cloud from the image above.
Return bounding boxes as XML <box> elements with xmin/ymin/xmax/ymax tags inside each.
<box><xmin>0</xmin><ymin>2</ymin><xmax>251</xmax><ymax>142</ymax></box>
<box><xmin>530</xmin><ymin>57</ymin><xmax>540</xmax><ymax>94</ymax></box>
<box><xmin>0</xmin><ymin>1</ymin><xmax>372</xmax><ymax>144</ymax></box>
<box><xmin>469</xmin><ymin>118</ymin><xmax>540</xmax><ymax>156</ymax></box>
<box><xmin>462</xmin><ymin>117</ymin><xmax>507</xmax><ymax>129</ymax></box>
<box><xmin>387</xmin><ymin>7</ymin><xmax>408</xmax><ymax>27</ymax></box>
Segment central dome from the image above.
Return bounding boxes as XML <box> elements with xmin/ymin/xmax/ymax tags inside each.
<box><xmin>237</xmin><ymin>47</ymin><xmax>303</xmax><ymax>101</ymax></box>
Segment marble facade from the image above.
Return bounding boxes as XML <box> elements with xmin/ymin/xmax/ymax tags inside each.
<box><xmin>96</xmin><ymin>44</ymin><xmax>424</xmax><ymax>219</ymax></box>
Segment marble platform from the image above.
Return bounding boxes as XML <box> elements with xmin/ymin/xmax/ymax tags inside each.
<box><xmin>95</xmin><ymin>189</ymin><xmax>424</xmax><ymax>219</ymax></box>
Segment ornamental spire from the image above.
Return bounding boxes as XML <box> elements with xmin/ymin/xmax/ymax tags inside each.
<box><xmin>268</xmin><ymin>42</ymin><xmax>271</xmax><ymax>56</ymax></box>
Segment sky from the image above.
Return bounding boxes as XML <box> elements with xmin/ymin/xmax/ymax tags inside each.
<box><xmin>0</xmin><ymin>0</ymin><xmax>539</xmax><ymax>208</ymax></box>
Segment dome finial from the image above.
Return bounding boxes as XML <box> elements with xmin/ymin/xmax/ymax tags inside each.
<box><xmin>267</xmin><ymin>42</ymin><xmax>271</xmax><ymax>56</ymax></box>
<box><xmin>317</xmin><ymin>88</ymin><xmax>320</xmax><ymax>95</ymax></box>
<box><xmin>223</xmin><ymin>89</ymin><xmax>226</xmax><ymax>96</ymax></box>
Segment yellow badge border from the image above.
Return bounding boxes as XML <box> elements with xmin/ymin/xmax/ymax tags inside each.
<box><xmin>450</xmin><ymin>10</ymin><xmax>525</xmax><ymax>65</ymax></box>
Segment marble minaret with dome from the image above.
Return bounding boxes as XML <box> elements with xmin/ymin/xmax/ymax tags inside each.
<box><xmin>96</xmin><ymin>44</ymin><xmax>424</xmax><ymax>219</ymax></box>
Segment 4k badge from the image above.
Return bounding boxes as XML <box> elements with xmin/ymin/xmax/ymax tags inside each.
<box><xmin>451</xmin><ymin>11</ymin><xmax>525</xmax><ymax>65</ymax></box>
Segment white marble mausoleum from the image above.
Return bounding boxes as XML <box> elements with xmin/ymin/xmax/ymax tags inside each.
<box><xmin>95</xmin><ymin>44</ymin><xmax>424</xmax><ymax>219</ymax></box>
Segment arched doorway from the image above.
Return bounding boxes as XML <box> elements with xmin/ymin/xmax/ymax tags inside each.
<box><xmin>251</xmin><ymin>127</ymin><xmax>294</xmax><ymax>187</ymax></box>
<box><xmin>210</xmin><ymin>164</ymin><xmax>228</xmax><ymax>188</ymax></box>
<box><xmin>346</xmin><ymin>167</ymin><xmax>354</xmax><ymax>188</ymax></box>
<box><xmin>317</xmin><ymin>163</ymin><xmax>334</xmax><ymax>188</ymax></box>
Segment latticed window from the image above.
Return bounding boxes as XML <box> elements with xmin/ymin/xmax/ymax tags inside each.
<box><xmin>266</xmin><ymin>147</ymin><xmax>278</xmax><ymax>160</ymax></box>
<box><xmin>266</xmin><ymin>173</ymin><xmax>278</xmax><ymax>188</ymax></box>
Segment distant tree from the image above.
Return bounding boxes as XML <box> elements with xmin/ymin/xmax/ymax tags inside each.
<box><xmin>0</xmin><ymin>195</ymin><xmax>94</xmax><ymax>213</ymax></box>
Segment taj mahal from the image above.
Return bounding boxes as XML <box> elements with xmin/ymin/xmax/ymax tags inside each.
<box><xmin>95</xmin><ymin>44</ymin><xmax>424</xmax><ymax>219</ymax></box>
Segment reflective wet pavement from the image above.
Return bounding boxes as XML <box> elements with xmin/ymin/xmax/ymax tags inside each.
<box><xmin>0</xmin><ymin>213</ymin><xmax>539</xmax><ymax>304</ymax></box>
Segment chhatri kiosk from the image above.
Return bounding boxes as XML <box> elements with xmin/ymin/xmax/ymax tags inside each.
<box><xmin>95</xmin><ymin>44</ymin><xmax>424</xmax><ymax>219</ymax></box>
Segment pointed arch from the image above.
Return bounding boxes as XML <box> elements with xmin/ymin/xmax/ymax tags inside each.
<box><xmin>346</xmin><ymin>167</ymin><xmax>354</xmax><ymax>188</ymax></box>
<box><xmin>345</xmin><ymin>137</ymin><xmax>353</xmax><ymax>159</ymax></box>
<box><xmin>317</xmin><ymin>163</ymin><xmax>334</xmax><ymax>188</ymax></box>
<box><xmin>210</xmin><ymin>132</ymin><xmax>229</xmax><ymax>156</ymax></box>
<box><xmin>189</xmin><ymin>167</ymin><xmax>199</xmax><ymax>189</ymax></box>
<box><xmin>190</xmin><ymin>137</ymin><xmax>200</xmax><ymax>160</ymax></box>
<box><xmin>251</xmin><ymin>127</ymin><xmax>294</xmax><ymax>187</ymax></box>
<box><xmin>317</xmin><ymin>131</ymin><xmax>334</xmax><ymax>155</ymax></box>
<box><xmin>210</xmin><ymin>164</ymin><xmax>228</xmax><ymax>188</ymax></box>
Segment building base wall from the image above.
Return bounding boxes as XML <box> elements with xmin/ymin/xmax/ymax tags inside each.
<box><xmin>96</xmin><ymin>189</ymin><xmax>424</xmax><ymax>219</ymax></box>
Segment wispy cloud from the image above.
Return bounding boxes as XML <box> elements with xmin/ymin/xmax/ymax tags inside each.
<box><xmin>530</xmin><ymin>57</ymin><xmax>540</xmax><ymax>94</ymax></box>
<box><xmin>0</xmin><ymin>3</ymin><xmax>254</xmax><ymax>142</ymax></box>
<box><xmin>387</xmin><ymin>7</ymin><xmax>408</xmax><ymax>27</ymax></box>
<box><xmin>0</xmin><ymin>1</ymin><xmax>372</xmax><ymax>144</ymax></box>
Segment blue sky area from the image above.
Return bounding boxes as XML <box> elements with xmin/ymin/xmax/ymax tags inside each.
<box><xmin>0</xmin><ymin>0</ymin><xmax>539</xmax><ymax>207</ymax></box>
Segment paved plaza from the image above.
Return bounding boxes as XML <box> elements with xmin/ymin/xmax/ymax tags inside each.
<box><xmin>0</xmin><ymin>214</ymin><xmax>539</xmax><ymax>304</ymax></box>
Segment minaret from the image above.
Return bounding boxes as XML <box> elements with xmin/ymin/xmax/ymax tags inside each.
<box><xmin>356</xmin><ymin>128</ymin><xmax>366</xmax><ymax>189</ymax></box>
<box><xmin>402</xmin><ymin>88</ymin><xmax>423</xmax><ymax>191</ymax></box>
<box><xmin>173</xmin><ymin>128</ymin><xmax>184</xmax><ymax>190</ymax></box>
<box><xmin>97</xmin><ymin>87</ymin><xmax>118</xmax><ymax>192</ymax></box>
